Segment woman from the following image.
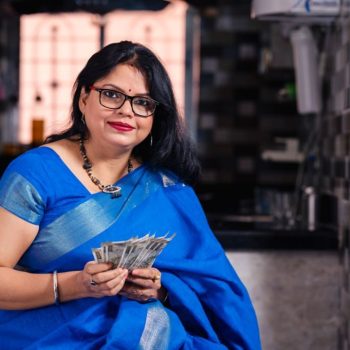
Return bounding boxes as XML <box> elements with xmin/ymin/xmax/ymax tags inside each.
<box><xmin>0</xmin><ymin>41</ymin><xmax>261</xmax><ymax>349</ymax></box>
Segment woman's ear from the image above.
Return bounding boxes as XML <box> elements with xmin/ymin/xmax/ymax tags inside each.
<box><xmin>79</xmin><ymin>88</ymin><xmax>89</xmax><ymax>113</ymax></box>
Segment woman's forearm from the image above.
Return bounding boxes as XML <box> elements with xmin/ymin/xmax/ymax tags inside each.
<box><xmin>0</xmin><ymin>267</ymin><xmax>85</xmax><ymax>310</ymax></box>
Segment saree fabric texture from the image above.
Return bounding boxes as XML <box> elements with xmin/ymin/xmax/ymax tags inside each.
<box><xmin>0</xmin><ymin>147</ymin><xmax>261</xmax><ymax>350</ymax></box>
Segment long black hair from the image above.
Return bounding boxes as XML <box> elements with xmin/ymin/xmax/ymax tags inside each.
<box><xmin>46</xmin><ymin>41</ymin><xmax>200</xmax><ymax>184</ymax></box>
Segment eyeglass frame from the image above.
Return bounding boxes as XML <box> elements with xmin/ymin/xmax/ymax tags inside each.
<box><xmin>89</xmin><ymin>85</ymin><xmax>159</xmax><ymax>118</ymax></box>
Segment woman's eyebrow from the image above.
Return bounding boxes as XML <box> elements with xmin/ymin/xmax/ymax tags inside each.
<box><xmin>100</xmin><ymin>84</ymin><xmax>150</xmax><ymax>96</ymax></box>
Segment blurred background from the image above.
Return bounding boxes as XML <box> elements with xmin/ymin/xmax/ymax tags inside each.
<box><xmin>1</xmin><ymin>0</ymin><xmax>349</xmax><ymax>348</ymax></box>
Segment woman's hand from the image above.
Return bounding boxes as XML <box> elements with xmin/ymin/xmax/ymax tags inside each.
<box><xmin>119</xmin><ymin>267</ymin><xmax>167</xmax><ymax>302</ymax></box>
<box><xmin>80</xmin><ymin>261</ymin><xmax>128</xmax><ymax>298</ymax></box>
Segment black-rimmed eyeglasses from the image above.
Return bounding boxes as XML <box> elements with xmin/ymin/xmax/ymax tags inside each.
<box><xmin>90</xmin><ymin>85</ymin><xmax>158</xmax><ymax>118</ymax></box>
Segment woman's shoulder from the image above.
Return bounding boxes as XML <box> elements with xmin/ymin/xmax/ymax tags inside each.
<box><xmin>0</xmin><ymin>147</ymin><xmax>58</xmax><ymax>203</ymax></box>
<box><xmin>6</xmin><ymin>146</ymin><xmax>57</xmax><ymax>171</ymax></box>
<box><xmin>41</xmin><ymin>138</ymin><xmax>75</xmax><ymax>154</ymax></box>
<box><xmin>3</xmin><ymin>140</ymin><xmax>73</xmax><ymax>180</ymax></box>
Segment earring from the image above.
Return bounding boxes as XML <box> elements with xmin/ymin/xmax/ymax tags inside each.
<box><xmin>81</xmin><ymin>114</ymin><xmax>86</xmax><ymax>125</ymax></box>
<box><xmin>150</xmin><ymin>135</ymin><xmax>153</xmax><ymax>147</ymax></box>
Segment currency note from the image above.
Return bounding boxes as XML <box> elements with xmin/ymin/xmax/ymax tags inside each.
<box><xmin>92</xmin><ymin>233</ymin><xmax>175</xmax><ymax>269</ymax></box>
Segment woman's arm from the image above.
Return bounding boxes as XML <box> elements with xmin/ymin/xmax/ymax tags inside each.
<box><xmin>0</xmin><ymin>208</ymin><xmax>128</xmax><ymax>310</ymax></box>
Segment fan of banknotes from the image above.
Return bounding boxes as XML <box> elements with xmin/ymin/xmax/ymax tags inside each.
<box><xmin>91</xmin><ymin>233</ymin><xmax>175</xmax><ymax>270</ymax></box>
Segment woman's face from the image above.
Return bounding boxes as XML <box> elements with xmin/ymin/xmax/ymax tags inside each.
<box><xmin>79</xmin><ymin>63</ymin><xmax>154</xmax><ymax>152</ymax></box>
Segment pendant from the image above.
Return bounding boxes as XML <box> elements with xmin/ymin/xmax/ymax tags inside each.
<box><xmin>102</xmin><ymin>185</ymin><xmax>122</xmax><ymax>198</ymax></box>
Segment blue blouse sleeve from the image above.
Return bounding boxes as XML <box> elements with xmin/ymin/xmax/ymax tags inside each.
<box><xmin>0</xmin><ymin>151</ymin><xmax>47</xmax><ymax>225</ymax></box>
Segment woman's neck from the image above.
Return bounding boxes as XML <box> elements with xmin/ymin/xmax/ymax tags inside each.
<box><xmin>81</xmin><ymin>137</ymin><xmax>133</xmax><ymax>184</ymax></box>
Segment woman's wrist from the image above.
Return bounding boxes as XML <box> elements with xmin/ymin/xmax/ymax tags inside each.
<box><xmin>54</xmin><ymin>271</ymin><xmax>87</xmax><ymax>304</ymax></box>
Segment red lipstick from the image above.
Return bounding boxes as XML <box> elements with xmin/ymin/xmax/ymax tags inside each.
<box><xmin>108</xmin><ymin>122</ymin><xmax>135</xmax><ymax>132</ymax></box>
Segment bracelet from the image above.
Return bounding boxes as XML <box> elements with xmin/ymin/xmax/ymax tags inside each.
<box><xmin>162</xmin><ymin>291</ymin><xmax>169</xmax><ymax>304</ymax></box>
<box><xmin>53</xmin><ymin>270</ymin><xmax>60</xmax><ymax>305</ymax></box>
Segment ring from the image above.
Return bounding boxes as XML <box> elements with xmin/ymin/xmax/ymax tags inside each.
<box><xmin>90</xmin><ymin>278</ymin><xmax>97</xmax><ymax>286</ymax></box>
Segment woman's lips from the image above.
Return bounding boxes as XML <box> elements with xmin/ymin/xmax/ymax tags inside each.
<box><xmin>108</xmin><ymin>122</ymin><xmax>135</xmax><ymax>132</ymax></box>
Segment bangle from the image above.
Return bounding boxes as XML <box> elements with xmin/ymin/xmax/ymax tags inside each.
<box><xmin>162</xmin><ymin>291</ymin><xmax>169</xmax><ymax>304</ymax></box>
<box><xmin>53</xmin><ymin>270</ymin><xmax>60</xmax><ymax>305</ymax></box>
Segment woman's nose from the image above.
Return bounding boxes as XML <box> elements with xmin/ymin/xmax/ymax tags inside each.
<box><xmin>117</xmin><ymin>97</ymin><xmax>134</xmax><ymax>117</ymax></box>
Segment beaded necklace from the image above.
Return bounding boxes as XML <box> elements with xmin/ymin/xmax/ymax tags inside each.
<box><xmin>79</xmin><ymin>138</ymin><xmax>133</xmax><ymax>198</ymax></box>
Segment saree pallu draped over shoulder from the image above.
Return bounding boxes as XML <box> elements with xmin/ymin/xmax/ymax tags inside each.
<box><xmin>0</xmin><ymin>148</ymin><xmax>261</xmax><ymax>349</ymax></box>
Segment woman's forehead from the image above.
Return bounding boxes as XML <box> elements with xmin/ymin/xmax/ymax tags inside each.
<box><xmin>96</xmin><ymin>64</ymin><xmax>149</xmax><ymax>93</ymax></box>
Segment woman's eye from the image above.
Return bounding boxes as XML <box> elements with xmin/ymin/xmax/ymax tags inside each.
<box><xmin>103</xmin><ymin>90</ymin><xmax>121</xmax><ymax>99</ymax></box>
<box><xmin>135</xmin><ymin>98</ymin><xmax>151</xmax><ymax>107</ymax></box>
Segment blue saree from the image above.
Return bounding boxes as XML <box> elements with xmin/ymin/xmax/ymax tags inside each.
<box><xmin>0</xmin><ymin>147</ymin><xmax>261</xmax><ymax>349</ymax></box>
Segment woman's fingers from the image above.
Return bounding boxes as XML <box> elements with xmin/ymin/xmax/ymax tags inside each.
<box><xmin>91</xmin><ymin>267</ymin><xmax>128</xmax><ymax>284</ymax></box>
<box><xmin>127</xmin><ymin>268</ymin><xmax>161</xmax><ymax>289</ymax></box>
<box><xmin>89</xmin><ymin>269</ymin><xmax>128</xmax><ymax>296</ymax></box>
<box><xmin>84</xmin><ymin>261</ymin><xmax>112</xmax><ymax>275</ymax></box>
<box><xmin>83</xmin><ymin>263</ymin><xmax>129</xmax><ymax>297</ymax></box>
<box><xmin>98</xmin><ymin>270</ymin><xmax>129</xmax><ymax>291</ymax></box>
<box><xmin>126</xmin><ymin>277</ymin><xmax>160</xmax><ymax>289</ymax></box>
<box><xmin>130</xmin><ymin>268</ymin><xmax>161</xmax><ymax>280</ymax></box>
<box><xmin>120</xmin><ymin>283</ymin><xmax>157</xmax><ymax>301</ymax></box>
<box><xmin>121</xmin><ymin>268</ymin><xmax>162</xmax><ymax>301</ymax></box>
<box><xmin>82</xmin><ymin>264</ymin><xmax>163</xmax><ymax>300</ymax></box>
